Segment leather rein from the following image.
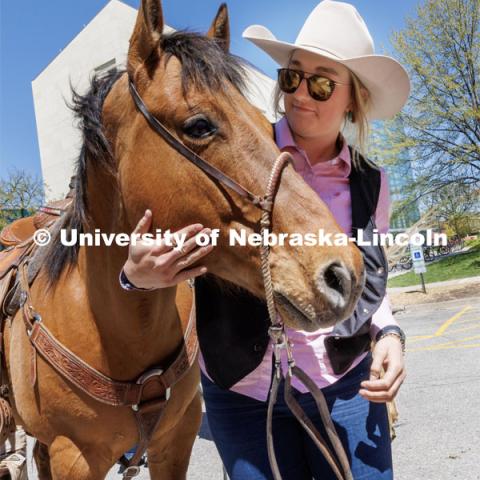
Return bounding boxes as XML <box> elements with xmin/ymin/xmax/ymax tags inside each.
<box><xmin>128</xmin><ymin>79</ymin><xmax>353</xmax><ymax>479</ymax></box>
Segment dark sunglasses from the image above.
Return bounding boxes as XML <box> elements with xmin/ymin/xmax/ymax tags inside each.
<box><xmin>277</xmin><ymin>68</ymin><xmax>350</xmax><ymax>101</ymax></box>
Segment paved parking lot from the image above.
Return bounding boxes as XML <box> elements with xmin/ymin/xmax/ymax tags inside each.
<box><xmin>392</xmin><ymin>297</ymin><xmax>480</xmax><ymax>480</ymax></box>
<box><xmin>26</xmin><ymin>296</ymin><xmax>479</xmax><ymax>479</ymax></box>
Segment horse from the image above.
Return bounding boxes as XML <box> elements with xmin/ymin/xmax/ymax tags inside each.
<box><xmin>1</xmin><ymin>1</ymin><xmax>364</xmax><ymax>478</ymax></box>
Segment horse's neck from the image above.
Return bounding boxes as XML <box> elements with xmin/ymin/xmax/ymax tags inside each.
<box><xmin>77</xmin><ymin>246</ymin><xmax>184</xmax><ymax>377</ymax></box>
<box><xmin>72</xmin><ymin>156</ymin><xmax>185</xmax><ymax>375</ymax></box>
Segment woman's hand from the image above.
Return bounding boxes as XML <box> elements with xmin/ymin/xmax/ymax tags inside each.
<box><xmin>123</xmin><ymin>209</ymin><xmax>214</xmax><ymax>289</ymax></box>
<box><xmin>358</xmin><ymin>335</ymin><xmax>406</xmax><ymax>403</ymax></box>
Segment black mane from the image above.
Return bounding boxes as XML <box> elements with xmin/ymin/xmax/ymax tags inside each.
<box><xmin>162</xmin><ymin>31</ymin><xmax>247</xmax><ymax>96</ymax></box>
<box><xmin>44</xmin><ymin>31</ymin><xmax>248</xmax><ymax>284</ymax></box>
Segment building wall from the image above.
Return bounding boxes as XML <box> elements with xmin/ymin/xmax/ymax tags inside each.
<box><xmin>387</xmin><ymin>157</ymin><xmax>421</xmax><ymax>230</ymax></box>
<box><xmin>32</xmin><ymin>0</ymin><xmax>276</xmax><ymax>201</ymax></box>
<box><xmin>32</xmin><ymin>1</ymin><xmax>138</xmax><ymax>200</ymax></box>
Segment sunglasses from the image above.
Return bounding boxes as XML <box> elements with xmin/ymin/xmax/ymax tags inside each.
<box><xmin>277</xmin><ymin>68</ymin><xmax>351</xmax><ymax>102</ymax></box>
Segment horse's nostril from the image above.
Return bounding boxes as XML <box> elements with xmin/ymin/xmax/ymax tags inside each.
<box><xmin>320</xmin><ymin>262</ymin><xmax>353</xmax><ymax>311</ymax></box>
<box><xmin>324</xmin><ymin>264</ymin><xmax>344</xmax><ymax>296</ymax></box>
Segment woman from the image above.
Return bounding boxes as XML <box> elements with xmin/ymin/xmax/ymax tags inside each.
<box><xmin>121</xmin><ymin>1</ymin><xmax>409</xmax><ymax>478</ymax></box>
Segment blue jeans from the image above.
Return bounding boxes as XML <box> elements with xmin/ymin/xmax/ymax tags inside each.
<box><xmin>201</xmin><ymin>354</ymin><xmax>393</xmax><ymax>479</ymax></box>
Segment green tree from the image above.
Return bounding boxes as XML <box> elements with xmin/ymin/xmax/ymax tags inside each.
<box><xmin>427</xmin><ymin>183</ymin><xmax>480</xmax><ymax>237</ymax></box>
<box><xmin>0</xmin><ymin>169</ymin><xmax>45</xmax><ymax>229</ymax></box>
<box><xmin>371</xmin><ymin>0</ymin><xmax>479</xmax><ymax>210</ymax></box>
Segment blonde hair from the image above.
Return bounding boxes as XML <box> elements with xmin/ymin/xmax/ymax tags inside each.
<box><xmin>348</xmin><ymin>72</ymin><xmax>371</xmax><ymax>168</ymax></box>
<box><xmin>272</xmin><ymin>61</ymin><xmax>372</xmax><ymax>169</ymax></box>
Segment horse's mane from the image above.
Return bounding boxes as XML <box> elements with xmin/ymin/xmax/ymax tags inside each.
<box><xmin>44</xmin><ymin>31</ymin><xmax>249</xmax><ymax>285</ymax></box>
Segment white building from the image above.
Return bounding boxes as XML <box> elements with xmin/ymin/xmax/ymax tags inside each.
<box><xmin>32</xmin><ymin>0</ymin><xmax>276</xmax><ymax>201</ymax></box>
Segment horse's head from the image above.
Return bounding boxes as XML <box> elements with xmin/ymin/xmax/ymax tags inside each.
<box><xmin>98</xmin><ymin>0</ymin><xmax>365</xmax><ymax>331</ymax></box>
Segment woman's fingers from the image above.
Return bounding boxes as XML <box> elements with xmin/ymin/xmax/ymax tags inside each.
<box><xmin>171</xmin><ymin>243</ymin><xmax>215</xmax><ymax>272</ymax></box>
<box><xmin>124</xmin><ymin>219</ymin><xmax>214</xmax><ymax>289</ymax></box>
<box><xmin>153</xmin><ymin>228</ymin><xmax>212</xmax><ymax>271</ymax></box>
<box><xmin>133</xmin><ymin>209</ymin><xmax>152</xmax><ymax>235</ymax></box>
<box><xmin>359</xmin><ymin>371</ymin><xmax>406</xmax><ymax>403</ymax></box>
<box><xmin>151</xmin><ymin>224</ymin><xmax>206</xmax><ymax>256</ymax></box>
<box><xmin>155</xmin><ymin>240</ymin><xmax>214</xmax><ymax>274</ymax></box>
<box><xmin>170</xmin><ymin>265</ymin><xmax>209</xmax><ymax>285</ymax></box>
<box><xmin>361</xmin><ymin>363</ymin><xmax>403</xmax><ymax>392</ymax></box>
<box><xmin>358</xmin><ymin>335</ymin><xmax>406</xmax><ymax>403</ymax></box>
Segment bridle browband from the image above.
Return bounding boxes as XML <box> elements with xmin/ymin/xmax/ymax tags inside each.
<box><xmin>128</xmin><ymin>76</ymin><xmax>353</xmax><ymax>480</ymax></box>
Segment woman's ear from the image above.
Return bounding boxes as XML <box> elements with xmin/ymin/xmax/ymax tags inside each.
<box><xmin>346</xmin><ymin>99</ymin><xmax>355</xmax><ymax>122</ymax></box>
<box><xmin>360</xmin><ymin>86</ymin><xmax>369</xmax><ymax>103</ymax></box>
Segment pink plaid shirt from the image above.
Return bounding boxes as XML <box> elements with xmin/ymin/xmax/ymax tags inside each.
<box><xmin>199</xmin><ymin>117</ymin><xmax>398</xmax><ymax>401</ymax></box>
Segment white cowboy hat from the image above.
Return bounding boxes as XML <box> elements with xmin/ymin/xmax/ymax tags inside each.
<box><xmin>243</xmin><ymin>0</ymin><xmax>410</xmax><ymax>120</ymax></box>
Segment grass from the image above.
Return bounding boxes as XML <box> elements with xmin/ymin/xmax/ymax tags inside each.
<box><xmin>387</xmin><ymin>242</ymin><xmax>480</xmax><ymax>288</ymax></box>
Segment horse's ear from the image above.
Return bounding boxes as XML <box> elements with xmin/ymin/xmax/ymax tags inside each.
<box><xmin>207</xmin><ymin>3</ymin><xmax>230</xmax><ymax>52</ymax></box>
<box><xmin>127</xmin><ymin>0</ymin><xmax>164</xmax><ymax>77</ymax></box>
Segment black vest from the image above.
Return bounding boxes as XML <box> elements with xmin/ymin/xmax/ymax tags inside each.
<box><xmin>195</xmin><ymin>148</ymin><xmax>388</xmax><ymax>389</ymax></box>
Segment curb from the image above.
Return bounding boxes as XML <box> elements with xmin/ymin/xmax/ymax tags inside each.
<box><xmin>387</xmin><ymin>276</ymin><xmax>480</xmax><ymax>294</ymax></box>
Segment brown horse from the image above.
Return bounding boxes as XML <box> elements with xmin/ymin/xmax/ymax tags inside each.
<box><xmin>2</xmin><ymin>0</ymin><xmax>364</xmax><ymax>478</ymax></box>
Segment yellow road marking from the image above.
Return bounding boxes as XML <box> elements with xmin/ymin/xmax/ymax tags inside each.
<box><xmin>447</xmin><ymin>324</ymin><xmax>480</xmax><ymax>335</ymax></box>
<box><xmin>451</xmin><ymin>316</ymin><xmax>480</xmax><ymax>326</ymax></box>
<box><xmin>409</xmin><ymin>334</ymin><xmax>434</xmax><ymax>340</ymax></box>
<box><xmin>408</xmin><ymin>343</ymin><xmax>480</xmax><ymax>352</ymax></box>
<box><xmin>435</xmin><ymin>306</ymin><xmax>472</xmax><ymax>336</ymax></box>
<box><xmin>409</xmin><ymin>306</ymin><xmax>473</xmax><ymax>343</ymax></box>
<box><xmin>407</xmin><ymin>334</ymin><xmax>480</xmax><ymax>352</ymax></box>
<box><xmin>408</xmin><ymin>334</ymin><xmax>435</xmax><ymax>343</ymax></box>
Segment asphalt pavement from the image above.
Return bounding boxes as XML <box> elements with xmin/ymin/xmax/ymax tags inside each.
<box><xmin>26</xmin><ymin>295</ymin><xmax>480</xmax><ymax>479</ymax></box>
<box><xmin>392</xmin><ymin>297</ymin><xmax>480</xmax><ymax>480</ymax></box>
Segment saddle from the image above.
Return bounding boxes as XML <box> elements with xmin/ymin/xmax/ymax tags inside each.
<box><xmin>0</xmin><ymin>200</ymin><xmax>71</xmax><ymax>248</ymax></box>
<box><xmin>0</xmin><ymin>193</ymin><xmax>73</xmax><ymax>443</ymax></box>
<box><xmin>0</xmin><ymin>197</ymin><xmax>72</xmax><ymax>315</ymax></box>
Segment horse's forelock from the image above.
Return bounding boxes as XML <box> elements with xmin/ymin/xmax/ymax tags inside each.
<box><xmin>160</xmin><ymin>31</ymin><xmax>248</xmax><ymax>98</ymax></box>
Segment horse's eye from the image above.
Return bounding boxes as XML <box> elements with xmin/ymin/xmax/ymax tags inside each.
<box><xmin>183</xmin><ymin>116</ymin><xmax>217</xmax><ymax>139</ymax></box>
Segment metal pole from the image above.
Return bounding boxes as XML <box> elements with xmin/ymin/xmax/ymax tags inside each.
<box><xmin>420</xmin><ymin>273</ymin><xmax>426</xmax><ymax>294</ymax></box>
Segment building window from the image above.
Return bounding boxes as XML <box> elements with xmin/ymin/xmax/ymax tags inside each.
<box><xmin>94</xmin><ymin>58</ymin><xmax>117</xmax><ymax>75</ymax></box>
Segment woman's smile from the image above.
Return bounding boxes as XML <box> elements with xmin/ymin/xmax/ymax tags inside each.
<box><xmin>292</xmin><ymin>102</ymin><xmax>316</xmax><ymax>114</ymax></box>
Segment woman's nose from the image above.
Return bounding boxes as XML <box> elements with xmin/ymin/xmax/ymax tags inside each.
<box><xmin>292</xmin><ymin>77</ymin><xmax>310</xmax><ymax>99</ymax></box>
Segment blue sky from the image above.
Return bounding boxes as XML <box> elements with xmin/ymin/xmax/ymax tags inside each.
<box><xmin>0</xmin><ymin>0</ymin><xmax>419</xmax><ymax>181</ymax></box>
